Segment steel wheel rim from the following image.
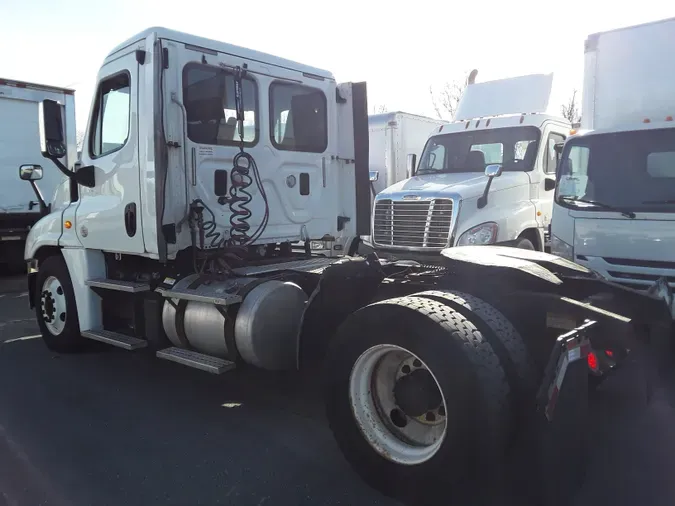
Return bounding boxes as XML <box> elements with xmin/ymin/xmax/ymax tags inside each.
<box><xmin>349</xmin><ymin>344</ymin><xmax>447</xmax><ymax>465</ymax></box>
<box><xmin>41</xmin><ymin>276</ymin><xmax>67</xmax><ymax>335</ymax></box>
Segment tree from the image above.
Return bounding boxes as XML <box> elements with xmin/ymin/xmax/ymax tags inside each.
<box><xmin>429</xmin><ymin>70</ymin><xmax>477</xmax><ymax>121</ymax></box>
<box><xmin>371</xmin><ymin>104</ymin><xmax>388</xmax><ymax>114</ymax></box>
<box><xmin>561</xmin><ymin>89</ymin><xmax>581</xmax><ymax>124</ymax></box>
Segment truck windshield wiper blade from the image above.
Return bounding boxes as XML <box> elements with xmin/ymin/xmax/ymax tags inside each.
<box><xmin>560</xmin><ymin>196</ymin><xmax>636</xmax><ymax>218</ymax></box>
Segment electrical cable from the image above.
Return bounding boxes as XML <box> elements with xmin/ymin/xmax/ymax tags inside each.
<box><xmin>221</xmin><ymin>65</ymin><xmax>269</xmax><ymax>248</ymax></box>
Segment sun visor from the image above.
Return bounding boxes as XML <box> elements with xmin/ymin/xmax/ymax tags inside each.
<box><xmin>454</xmin><ymin>73</ymin><xmax>554</xmax><ymax>121</ymax></box>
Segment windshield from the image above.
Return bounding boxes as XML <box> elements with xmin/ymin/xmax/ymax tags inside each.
<box><xmin>556</xmin><ymin>128</ymin><xmax>675</xmax><ymax>213</ymax></box>
<box><xmin>417</xmin><ymin>126</ymin><xmax>541</xmax><ymax>174</ymax></box>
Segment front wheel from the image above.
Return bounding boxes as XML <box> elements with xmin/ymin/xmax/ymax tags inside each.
<box><xmin>35</xmin><ymin>255</ymin><xmax>84</xmax><ymax>353</ymax></box>
<box><xmin>324</xmin><ymin>296</ymin><xmax>511</xmax><ymax>505</ymax></box>
<box><xmin>514</xmin><ymin>237</ymin><xmax>535</xmax><ymax>250</ymax></box>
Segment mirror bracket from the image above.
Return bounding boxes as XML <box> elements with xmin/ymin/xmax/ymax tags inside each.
<box><xmin>478</xmin><ymin>164</ymin><xmax>502</xmax><ymax>209</ymax></box>
<box><xmin>49</xmin><ymin>156</ymin><xmax>95</xmax><ymax>188</ymax></box>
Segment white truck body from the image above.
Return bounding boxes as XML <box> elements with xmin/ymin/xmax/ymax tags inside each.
<box><xmin>372</xmin><ymin>74</ymin><xmax>570</xmax><ymax>259</ymax></box>
<box><xmin>368</xmin><ymin>111</ymin><xmax>448</xmax><ymax>195</ymax></box>
<box><xmin>551</xmin><ymin>17</ymin><xmax>675</xmax><ymax>291</ymax></box>
<box><xmin>0</xmin><ymin>78</ymin><xmax>75</xmax><ymax>265</ymax></box>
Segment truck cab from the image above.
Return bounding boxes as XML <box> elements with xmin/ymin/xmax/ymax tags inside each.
<box><xmin>372</xmin><ymin>73</ymin><xmax>569</xmax><ymax>261</ymax></box>
<box><xmin>551</xmin><ymin>18</ymin><xmax>675</xmax><ymax>292</ymax></box>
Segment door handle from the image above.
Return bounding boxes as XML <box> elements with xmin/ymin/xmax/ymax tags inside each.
<box><xmin>124</xmin><ymin>202</ymin><xmax>137</xmax><ymax>237</ymax></box>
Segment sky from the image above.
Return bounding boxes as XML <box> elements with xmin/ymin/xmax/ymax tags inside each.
<box><xmin>2</xmin><ymin>0</ymin><xmax>674</xmax><ymax>131</ymax></box>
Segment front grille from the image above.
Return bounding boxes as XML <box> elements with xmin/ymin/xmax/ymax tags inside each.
<box><xmin>373</xmin><ymin>198</ymin><xmax>453</xmax><ymax>248</ymax></box>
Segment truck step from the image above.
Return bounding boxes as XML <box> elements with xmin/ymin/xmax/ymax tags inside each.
<box><xmin>158</xmin><ymin>286</ymin><xmax>243</xmax><ymax>306</ymax></box>
<box><xmin>232</xmin><ymin>257</ymin><xmax>340</xmax><ymax>276</ymax></box>
<box><xmin>81</xmin><ymin>329</ymin><xmax>148</xmax><ymax>350</ymax></box>
<box><xmin>86</xmin><ymin>278</ymin><xmax>150</xmax><ymax>293</ymax></box>
<box><xmin>156</xmin><ymin>347</ymin><xmax>236</xmax><ymax>374</ymax></box>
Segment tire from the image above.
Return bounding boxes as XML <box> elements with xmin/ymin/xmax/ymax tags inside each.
<box><xmin>514</xmin><ymin>237</ymin><xmax>535</xmax><ymax>250</ymax></box>
<box><xmin>411</xmin><ymin>290</ymin><xmax>537</xmax><ymax>411</ymax></box>
<box><xmin>324</xmin><ymin>296</ymin><xmax>511</xmax><ymax>505</ymax></box>
<box><xmin>35</xmin><ymin>255</ymin><xmax>85</xmax><ymax>353</ymax></box>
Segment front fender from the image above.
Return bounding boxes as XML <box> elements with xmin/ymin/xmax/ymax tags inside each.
<box><xmin>24</xmin><ymin>211</ymin><xmax>64</xmax><ymax>260</ymax></box>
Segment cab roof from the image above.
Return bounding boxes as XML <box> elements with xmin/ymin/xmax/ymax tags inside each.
<box><xmin>429</xmin><ymin>112</ymin><xmax>569</xmax><ymax>136</ymax></box>
<box><xmin>106</xmin><ymin>26</ymin><xmax>335</xmax><ymax>80</ymax></box>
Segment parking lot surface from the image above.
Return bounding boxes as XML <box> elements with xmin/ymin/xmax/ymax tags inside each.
<box><xmin>1</xmin><ymin>272</ymin><xmax>675</xmax><ymax>506</ymax></box>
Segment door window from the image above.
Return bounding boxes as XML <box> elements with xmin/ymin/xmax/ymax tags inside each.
<box><xmin>545</xmin><ymin>132</ymin><xmax>566</xmax><ymax>174</ymax></box>
<box><xmin>183</xmin><ymin>63</ymin><xmax>259</xmax><ymax>146</ymax></box>
<box><xmin>270</xmin><ymin>82</ymin><xmax>327</xmax><ymax>153</ymax></box>
<box><xmin>90</xmin><ymin>72</ymin><xmax>131</xmax><ymax>158</ymax></box>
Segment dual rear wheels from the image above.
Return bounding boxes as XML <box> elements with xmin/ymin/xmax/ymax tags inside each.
<box><xmin>324</xmin><ymin>292</ymin><xmax>538</xmax><ymax>505</ymax></box>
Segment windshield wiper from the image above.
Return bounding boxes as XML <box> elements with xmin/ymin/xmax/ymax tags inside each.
<box><xmin>560</xmin><ymin>196</ymin><xmax>636</xmax><ymax>218</ymax></box>
<box><xmin>641</xmin><ymin>199</ymin><xmax>675</xmax><ymax>205</ymax></box>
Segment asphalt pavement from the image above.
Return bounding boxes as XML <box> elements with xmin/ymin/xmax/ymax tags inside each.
<box><xmin>1</xmin><ymin>272</ymin><xmax>675</xmax><ymax>506</ymax></box>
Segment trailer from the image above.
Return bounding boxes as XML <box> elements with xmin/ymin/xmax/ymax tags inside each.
<box><xmin>0</xmin><ymin>78</ymin><xmax>75</xmax><ymax>271</ymax></box>
<box><xmin>18</xmin><ymin>27</ymin><xmax>673</xmax><ymax>506</ymax></box>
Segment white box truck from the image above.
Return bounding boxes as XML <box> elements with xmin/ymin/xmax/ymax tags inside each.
<box><xmin>17</xmin><ymin>26</ymin><xmax>670</xmax><ymax>506</ymax></box>
<box><xmin>0</xmin><ymin>78</ymin><xmax>75</xmax><ymax>270</ymax></box>
<box><xmin>372</xmin><ymin>73</ymin><xmax>570</xmax><ymax>262</ymax></box>
<box><xmin>551</xmin><ymin>17</ymin><xmax>675</xmax><ymax>303</ymax></box>
<box><xmin>368</xmin><ymin>111</ymin><xmax>448</xmax><ymax>196</ymax></box>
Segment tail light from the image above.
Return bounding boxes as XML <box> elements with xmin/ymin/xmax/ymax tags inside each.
<box><xmin>587</xmin><ymin>351</ymin><xmax>599</xmax><ymax>371</ymax></box>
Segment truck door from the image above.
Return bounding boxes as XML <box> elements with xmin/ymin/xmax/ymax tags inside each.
<box><xmin>176</xmin><ymin>50</ymin><xmax>351</xmax><ymax>247</ymax></box>
<box><xmin>75</xmin><ymin>52</ymin><xmax>144</xmax><ymax>254</ymax></box>
<box><xmin>535</xmin><ymin>125</ymin><xmax>566</xmax><ymax>228</ymax></box>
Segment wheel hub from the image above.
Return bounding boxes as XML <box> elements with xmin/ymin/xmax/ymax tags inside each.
<box><xmin>394</xmin><ymin>369</ymin><xmax>442</xmax><ymax>417</ymax></box>
<box><xmin>42</xmin><ymin>290</ymin><xmax>56</xmax><ymax>322</ymax></box>
<box><xmin>40</xmin><ymin>276</ymin><xmax>67</xmax><ymax>335</ymax></box>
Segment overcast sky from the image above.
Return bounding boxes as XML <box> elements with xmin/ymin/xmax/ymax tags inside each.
<box><xmin>2</xmin><ymin>0</ymin><xmax>674</xmax><ymax>129</ymax></box>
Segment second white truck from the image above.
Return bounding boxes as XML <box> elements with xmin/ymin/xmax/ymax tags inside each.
<box><xmin>372</xmin><ymin>72</ymin><xmax>570</xmax><ymax>262</ymax></box>
<box><xmin>551</xmin><ymin>17</ymin><xmax>675</xmax><ymax>300</ymax></box>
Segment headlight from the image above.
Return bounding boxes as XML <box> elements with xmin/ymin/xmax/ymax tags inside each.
<box><xmin>456</xmin><ymin>222</ymin><xmax>498</xmax><ymax>246</ymax></box>
<box><xmin>550</xmin><ymin>234</ymin><xmax>574</xmax><ymax>261</ymax></box>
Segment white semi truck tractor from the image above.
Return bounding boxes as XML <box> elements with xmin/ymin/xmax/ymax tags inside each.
<box><xmin>19</xmin><ymin>27</ymin><xmax>673</xmax><ymax>506</ymax></box>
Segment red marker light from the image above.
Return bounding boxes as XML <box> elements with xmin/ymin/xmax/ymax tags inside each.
<box><xmin>587</xmin><ymin>351</ymin><xmax>598</xmax><ymax>370</ymax></box>
<box><xmin>605</xmin><ymin>349</ymin><xmax>614</xmax><ymax>358</ymax></box>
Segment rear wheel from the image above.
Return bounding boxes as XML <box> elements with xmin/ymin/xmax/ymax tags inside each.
<box><xmin>324</xmin><ymin>296</ymin><xmax>511</xmax><ymax>505</ymax></box>
<box><xmin>35</xmin><ymin>255</ymin><xmax>84</xmax><ymax>353</ymax></box>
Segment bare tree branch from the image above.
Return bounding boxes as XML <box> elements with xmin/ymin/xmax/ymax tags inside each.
<box><xmin>561</xmin><ymin>89</ymin><xmax>581</xmax><ymax>124</ymax></box>
<box><xmin>371</xmin><ymin>104</ymin><xmax>388</xmax><ymax>114</ymax></box>
<box><xmin>429</xmin><ymin>72</ymin><xmax>473</xmax><ymax>121</ymax></box>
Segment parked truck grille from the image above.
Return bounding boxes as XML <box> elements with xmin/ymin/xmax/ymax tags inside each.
<box><xmin>373</xmin><ymin>199</ymin><xmax>454</xmax><ymax>248</ymax></box>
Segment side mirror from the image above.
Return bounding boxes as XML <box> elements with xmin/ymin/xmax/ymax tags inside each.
<box><xmin>553</xmin><ymin>142</ymin><xmax>564</xmax><ymax>155</ymax></box>
<box><xmin>485</xmin><ymin>164</ymin><xmax>503</xmax><ymax>178</ymax></box>
<box><xmin>545</xmin><ymin>177</ymin><xmax>556</xmax><ymax>191</ymax></box>
<box><xmin>369</xmin><ymin>170</ymin><xmax>379</xmax><ymax>182</ymax></box>
<box><xmin>39</xmin><ymin>99</ymin><xmax>67</xmax><ymax>159</ymax></box>
<box><xmin>406</xmin><ymin>153</ymin><xmax>417</xmax><ymax>178</ymax></box>
<box><xmin>19</xmin><ymin>164</ymin><xmax>43</xmax><ymax>181</ymax></box>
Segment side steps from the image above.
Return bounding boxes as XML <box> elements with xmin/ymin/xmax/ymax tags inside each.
<box><xmin>156</xmin><ymin>347</ymin><xmax>236</xmax><ymax>374</ymax></box>
<box><xmin>83</xmin><ymin>277</ymin><xmax>150</xmax><ymax>351</ymax></box>
<box><xmin>86</xmin><ymin>278</ymin><xmax>150</xmax><ymax>293</ymax></box>
<box><xmin>83</xmin><ymin>276</ymin><xmax>236</xmax><ymax>374</ymax></box>
<box><xmin>81</xmin><ymin>329</ymin><xmax>148</xmax><ymax>350</ymax></box>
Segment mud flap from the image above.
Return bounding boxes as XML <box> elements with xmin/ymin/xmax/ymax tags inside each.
<box><xmin>507</xmin><ymin>321</ymin><xmax>592</xmax><ymax>506</ymax></box>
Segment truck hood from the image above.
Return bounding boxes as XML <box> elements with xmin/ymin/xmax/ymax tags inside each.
<box><xmin>574</xmin><ymin>214</ymin><xmax>675</xmax><ymax>262</ymax></box>
<box><xmin>379</xmin><ymin>172</ymin><xmax>529</xmax><ymax>200</ymax></box>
